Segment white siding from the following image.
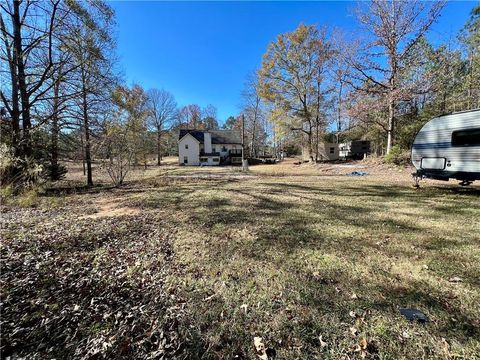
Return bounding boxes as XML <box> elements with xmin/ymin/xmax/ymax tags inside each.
<box><xmin>411</xmin><ymin>110</ymin><xmax>480</xmax><ymax>174</ymax></box>
<box><xmin>178</xmin><ymin>134</ymin><xmax>200</xmax><ymax>166</ymax></box>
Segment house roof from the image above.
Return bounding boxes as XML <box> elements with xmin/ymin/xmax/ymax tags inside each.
<box><xmin>179</xmin><ymin>129</ymin><xmax>242</xmax><ymax>145</ymax></box>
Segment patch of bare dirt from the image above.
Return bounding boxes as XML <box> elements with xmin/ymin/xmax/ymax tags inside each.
<box><xmin>81</xmin><ymin>197</ymin><xmax>140</xmax><ymax>219</ymax></box>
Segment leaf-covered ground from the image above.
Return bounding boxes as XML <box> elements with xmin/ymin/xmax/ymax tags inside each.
<box><xmin>1</xmin><ymin>161</ymin><xmax>479</xmax><ymax>359</ymax></box>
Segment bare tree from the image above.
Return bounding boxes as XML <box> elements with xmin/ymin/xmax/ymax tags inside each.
<box><xmin>201</xmin><ymin>104</ymin><xmax>219</xmax><ymax>130</ymax></box>
<box><xmin>63</xmin><ymin>1</ymin><xmax>117</xmax><ymax>186</ymax></box>
<box><xmin>0</xmin><ymin>0</ymin><xmax>63</xmax><ymax>160</ymax></box>
<box><xmin>177</xmin><ymin>104</ymin><xmax>202</xmax><ymax>129</ymax></box>
<box><xmin>241</xmin><ymin>72</ymin><xmax>265</xmax><ymax>158</ymax></box>
<box><xmin>350</xmin><ymin>0</ymin><xmax>445</xmax><ymax>153</ymax></box>
<box><xmin>147</xmin><ymin>89</ymin><xmax>177</xmax><ymax>165</ymax></box>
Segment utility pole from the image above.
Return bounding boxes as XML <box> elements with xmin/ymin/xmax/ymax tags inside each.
<box><xmin>241</xmin><ymin>114</ymin><xmax>248</xmax><ymax>171</ymax></box>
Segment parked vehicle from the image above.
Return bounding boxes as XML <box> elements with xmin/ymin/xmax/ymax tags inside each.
<box><xmin>411</xmin><ymin>109</ymin><xmax>480</xmax><ymax>186</ymax></box>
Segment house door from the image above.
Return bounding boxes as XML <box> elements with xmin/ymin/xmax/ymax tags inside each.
<box><xmin>184</xmin><ymin>156</ymin><xmax>188</xmax><ymax>164</ymax></box>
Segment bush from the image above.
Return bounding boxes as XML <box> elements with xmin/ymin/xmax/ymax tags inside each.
<box><xmin>0</xmin><ymin>144</ymin><xmax>45</xmax><ymax>190</ymax></box>
<box><xmin>15</xmin><ymin>188</ymin><xmax>41</xmax><ymax>207</ymax></box>
<box><xmin>0</xmin><ymin>185</ymin><xmax>13</xmax><ymax>200</ymax></box>
<box><xmin>385</xmin><ymin>145</ymin><xmax>411</xmax><ymax>166</ymax></box>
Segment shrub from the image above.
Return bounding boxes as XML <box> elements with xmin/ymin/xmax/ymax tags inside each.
<box><xmin>0</xmin><ymin>144</ymin><xmax>45</xmax><ymax>190</ymax></box>
<box><xmin>0</xmin><ymin>185</ymin><xmax>13</xmax><ymax>201</ymax></box>
<box><xmin>385</xmin><ymin>145</ymin><xmax>411</xmax><ymax>166</ymax></box>
<box><xmin>15</xmin><ymin>188</ymin><xmax>40</xmax><ymax>207</ymax></box>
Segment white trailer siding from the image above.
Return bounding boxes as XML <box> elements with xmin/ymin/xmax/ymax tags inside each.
<box><xmin>411</xmin><ymin>110</ymin><xmax>480</xmax><ymax>180</ymax></box>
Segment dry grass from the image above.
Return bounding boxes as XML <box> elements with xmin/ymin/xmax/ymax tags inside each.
<box><xmin>1</xmin><ymin>159</ymin><xmax>479</xmax><ymax>359</ymax></box>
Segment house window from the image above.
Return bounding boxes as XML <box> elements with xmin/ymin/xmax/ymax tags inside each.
<box><xmin>185</xmin><ymin>144</ymin><xmax>189</xmax><ymax>149</ymax></box>
<box><xmin>329</xmin><ymin>147</ymin><xmax>335</xmax><ymax>154</ymax></box>
<box><xmin>200</xmin><ymin>157</ymin><xmax>207</xmax><ymax>162</ymax></box>
<box><xmin>184</xmin><ymin>156</ymin><xmax>188</xmax><ymax>164</ymax></box>
<box><xmin>452</xmin><ymin>128</ymin><xmax>480</xmax><ymax>147</ymax></box>
<box><xmin>213</xmin><ymin>157</ymin><xmax>220</xmax><ymax>162</ymax></box>
<box><xmin>212</xmin><ymin>147</ymin><xmax>216</xmax><ymax>153</ymax></box>
<box><xmin>222</xmin><ymin>146</ymin><xmax>227</xmax><ymax>152</ymax></box>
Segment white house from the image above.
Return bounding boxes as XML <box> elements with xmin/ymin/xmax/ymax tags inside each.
<box><xmin>178</xmin><ymin>129</ymin><xmax>243</xmax><ymax>166</ymax></box>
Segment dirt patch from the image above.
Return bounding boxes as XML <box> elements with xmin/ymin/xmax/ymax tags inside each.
<box><xmin>81</xmin><ymin>197</ymin><xmax>140</xmax><ymax>218</ymax></box>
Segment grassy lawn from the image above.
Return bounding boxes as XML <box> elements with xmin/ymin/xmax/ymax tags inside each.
<box><xmin>1</xmin><ymin>161</ymin><xmax>479</xmax><ymax>359</ymax></box>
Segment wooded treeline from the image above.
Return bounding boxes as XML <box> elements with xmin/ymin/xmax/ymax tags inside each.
<box><xmin>256</xmin><ymin>0</ymin><xmax>479</xmax><ymax>161</ymax></box>
<box><xmin>1</xmin><ymin>0</ymin><xmax>478</xmax><ymax>189</ymax></box>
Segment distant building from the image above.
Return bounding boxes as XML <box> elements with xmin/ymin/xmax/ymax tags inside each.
<box><xmin>302</xmin><ymin>142</ymin><xmax>339</xmax><ymax>161</ymax></box>
<box><xmin>339</xmin><ymin>140</ymin><xmax>371</xmax><ymax>160</ymax></box>
<box><xmin>318</xmin><ymin>143</ymin><xmax>339</xmax><ymax>161</ymax></box>
<box><xmin>178</xmin><ymin>129</ymin><xmax>243</xmax><ymax>166</ymax></box>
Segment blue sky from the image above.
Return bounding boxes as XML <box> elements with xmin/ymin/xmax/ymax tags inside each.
<box><xmin>110</xmin><ymin>1</ymin><xmax>476</xmax><ymax>123</ymax></box>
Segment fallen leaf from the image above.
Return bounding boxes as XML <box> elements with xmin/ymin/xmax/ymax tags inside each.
<box><xmin>441</xmin><ymin>338</ymin><xmax>450</xmax><ymax>354</ymax></box>
<box><xmin>349</xmin><ymin>310</ymin><xmax>356</xmax><ymax>318</ymax></box>
<box><xmin>203</xmin><ymin>294</ymin><xmax>215</xmax><ymax>301</ymax></box>
<box><xmin>350</xmin><ymin>293</ymin><xmax>358</xmax><ymax>300</ymax></box>
<box><xmin>349</xmin><ymin>326</ymin><xmax>358</xmax><ymax>336</ymax></box>
<box><xmin>318</xmin><ymin>335</ymin><xmax>327</xmax><ymax>348</ymax></box>
<box><xmin>448</xmin><ymin>276</ymin><xmax>463</xmax><ymax>283</ymax></box>
<box><xmin>254</xmin><ymin>337</ymin><xmax>267</xmax><ymax>360</ymax></box>
<box><xmin>240</xmin><ymin>304</ymin><xmax>248</xmax><ymax>313</ymax></box>
<box><xmin>359</xmin><ymin>337</ymin><xmax>368</xmax><ymax>350</ymax></box>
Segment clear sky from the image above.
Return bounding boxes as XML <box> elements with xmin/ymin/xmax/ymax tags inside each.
<box><xmin>110</xmin><ymin>1</ymin><xmax>476</xmax><ymax>123</ymax></box>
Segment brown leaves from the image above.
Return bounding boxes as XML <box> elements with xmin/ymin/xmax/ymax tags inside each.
<box><xmin>254</xmin><ymin>337</ymin><xmax>267</xmax><ymax>359</ymax></box>
<box><xmin>253</xmin><ymin>337</ymin><xmax>276</xmax><ymax>360</ymax></box>
<box><xmin>0</xmin><ymin>212</ymin><xmax>184</xmax><ymax>359</ymax></box>
<box><xmin>349</xmin><ymin>310</ymin><xmax>371</xmax><ymax>358</ymax></box>
<box><xmin>352</xmin><ymin>337</ymin><xmax>368</xmax><ymax>358</ymax></box>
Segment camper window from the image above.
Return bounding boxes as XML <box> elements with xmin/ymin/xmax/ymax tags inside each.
<box><xmin>452</xmin><ymin>128</ymin><xmax>480</xmax><ymax>147</ymax></box>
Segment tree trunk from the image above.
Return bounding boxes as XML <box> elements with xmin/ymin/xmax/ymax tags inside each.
<box><xmin>81</xmin><ymin>71</ymin><xmax>93</xmax><ymax>186</ymax></box>
<box><xmin>50</xmin><ymin>77</ymin><xmax>60</xmax><ymax>180</ymax></box>
<box><xmin>387</xmin><ymin>93</ymin><xmax>394</xmax><ymax>154</ymax></box>
<box><xmin>306</xmin><ymin>130</ymin><xmax>314</xmax><ymax>163</ymax></box>
<box><xmin>79</xmin><ymin>127</ymin><xmax>86</xmax><ymax>175</ymax></box>
<box><xmin>336</xmin><ymin>81</ymin><xmax>343</xmax><ymax>144</ymax></box>
<box><xmin>13</xmin><ymin>0</ymin><xmax>32</xmax><ymax>158</ymax></box>
<box><xmin>250</xmin><ymin>96</ymin><xmax>259</xmax><ymax>158</ymax></box>
<box><xmin>1</xmin><ymin>13</ymin><xmax>21</xmax><ymax>157</ymax></box>
<box><xmin>157</xmin><ymin>128</ymin><xmax>162</xmax><ymax>166</ymax></box>
<box><xmin>468</xmin><ymin>50</ymin><xmax>473</xmax><ymax>109</ymax></box>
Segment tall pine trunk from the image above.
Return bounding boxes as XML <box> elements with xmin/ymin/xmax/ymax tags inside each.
<box><xmin>50</xmin><ymin>79</ymin><xmax>60</xmax><ymax>180</ymax></box>
<box><xmin>81</xmin><ymin>70</ymin><xmax>93</xmax><ymax>186</ymax></box>
<box><xmin>13</xmin><ymin>0</ymin><xmax>32</xmax><ymax>158</ymax></box>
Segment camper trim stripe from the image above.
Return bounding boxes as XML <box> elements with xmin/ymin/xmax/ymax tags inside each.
<box><xmin>412</xmin><ymin>142</ymin><xmax>451</xmax><ymax>150</ymax></box>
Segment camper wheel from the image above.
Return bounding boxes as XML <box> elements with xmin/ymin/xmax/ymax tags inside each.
<box><xmin>459</xmin><ymin>180</ymin><xmax>473</xmax><ymax>187</ymax></box>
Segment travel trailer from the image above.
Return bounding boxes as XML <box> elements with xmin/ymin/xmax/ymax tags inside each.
<box><xmin>411</xmin><ymin>109</ymin><xmax>480</xmax><ymax>186</ymax></box>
